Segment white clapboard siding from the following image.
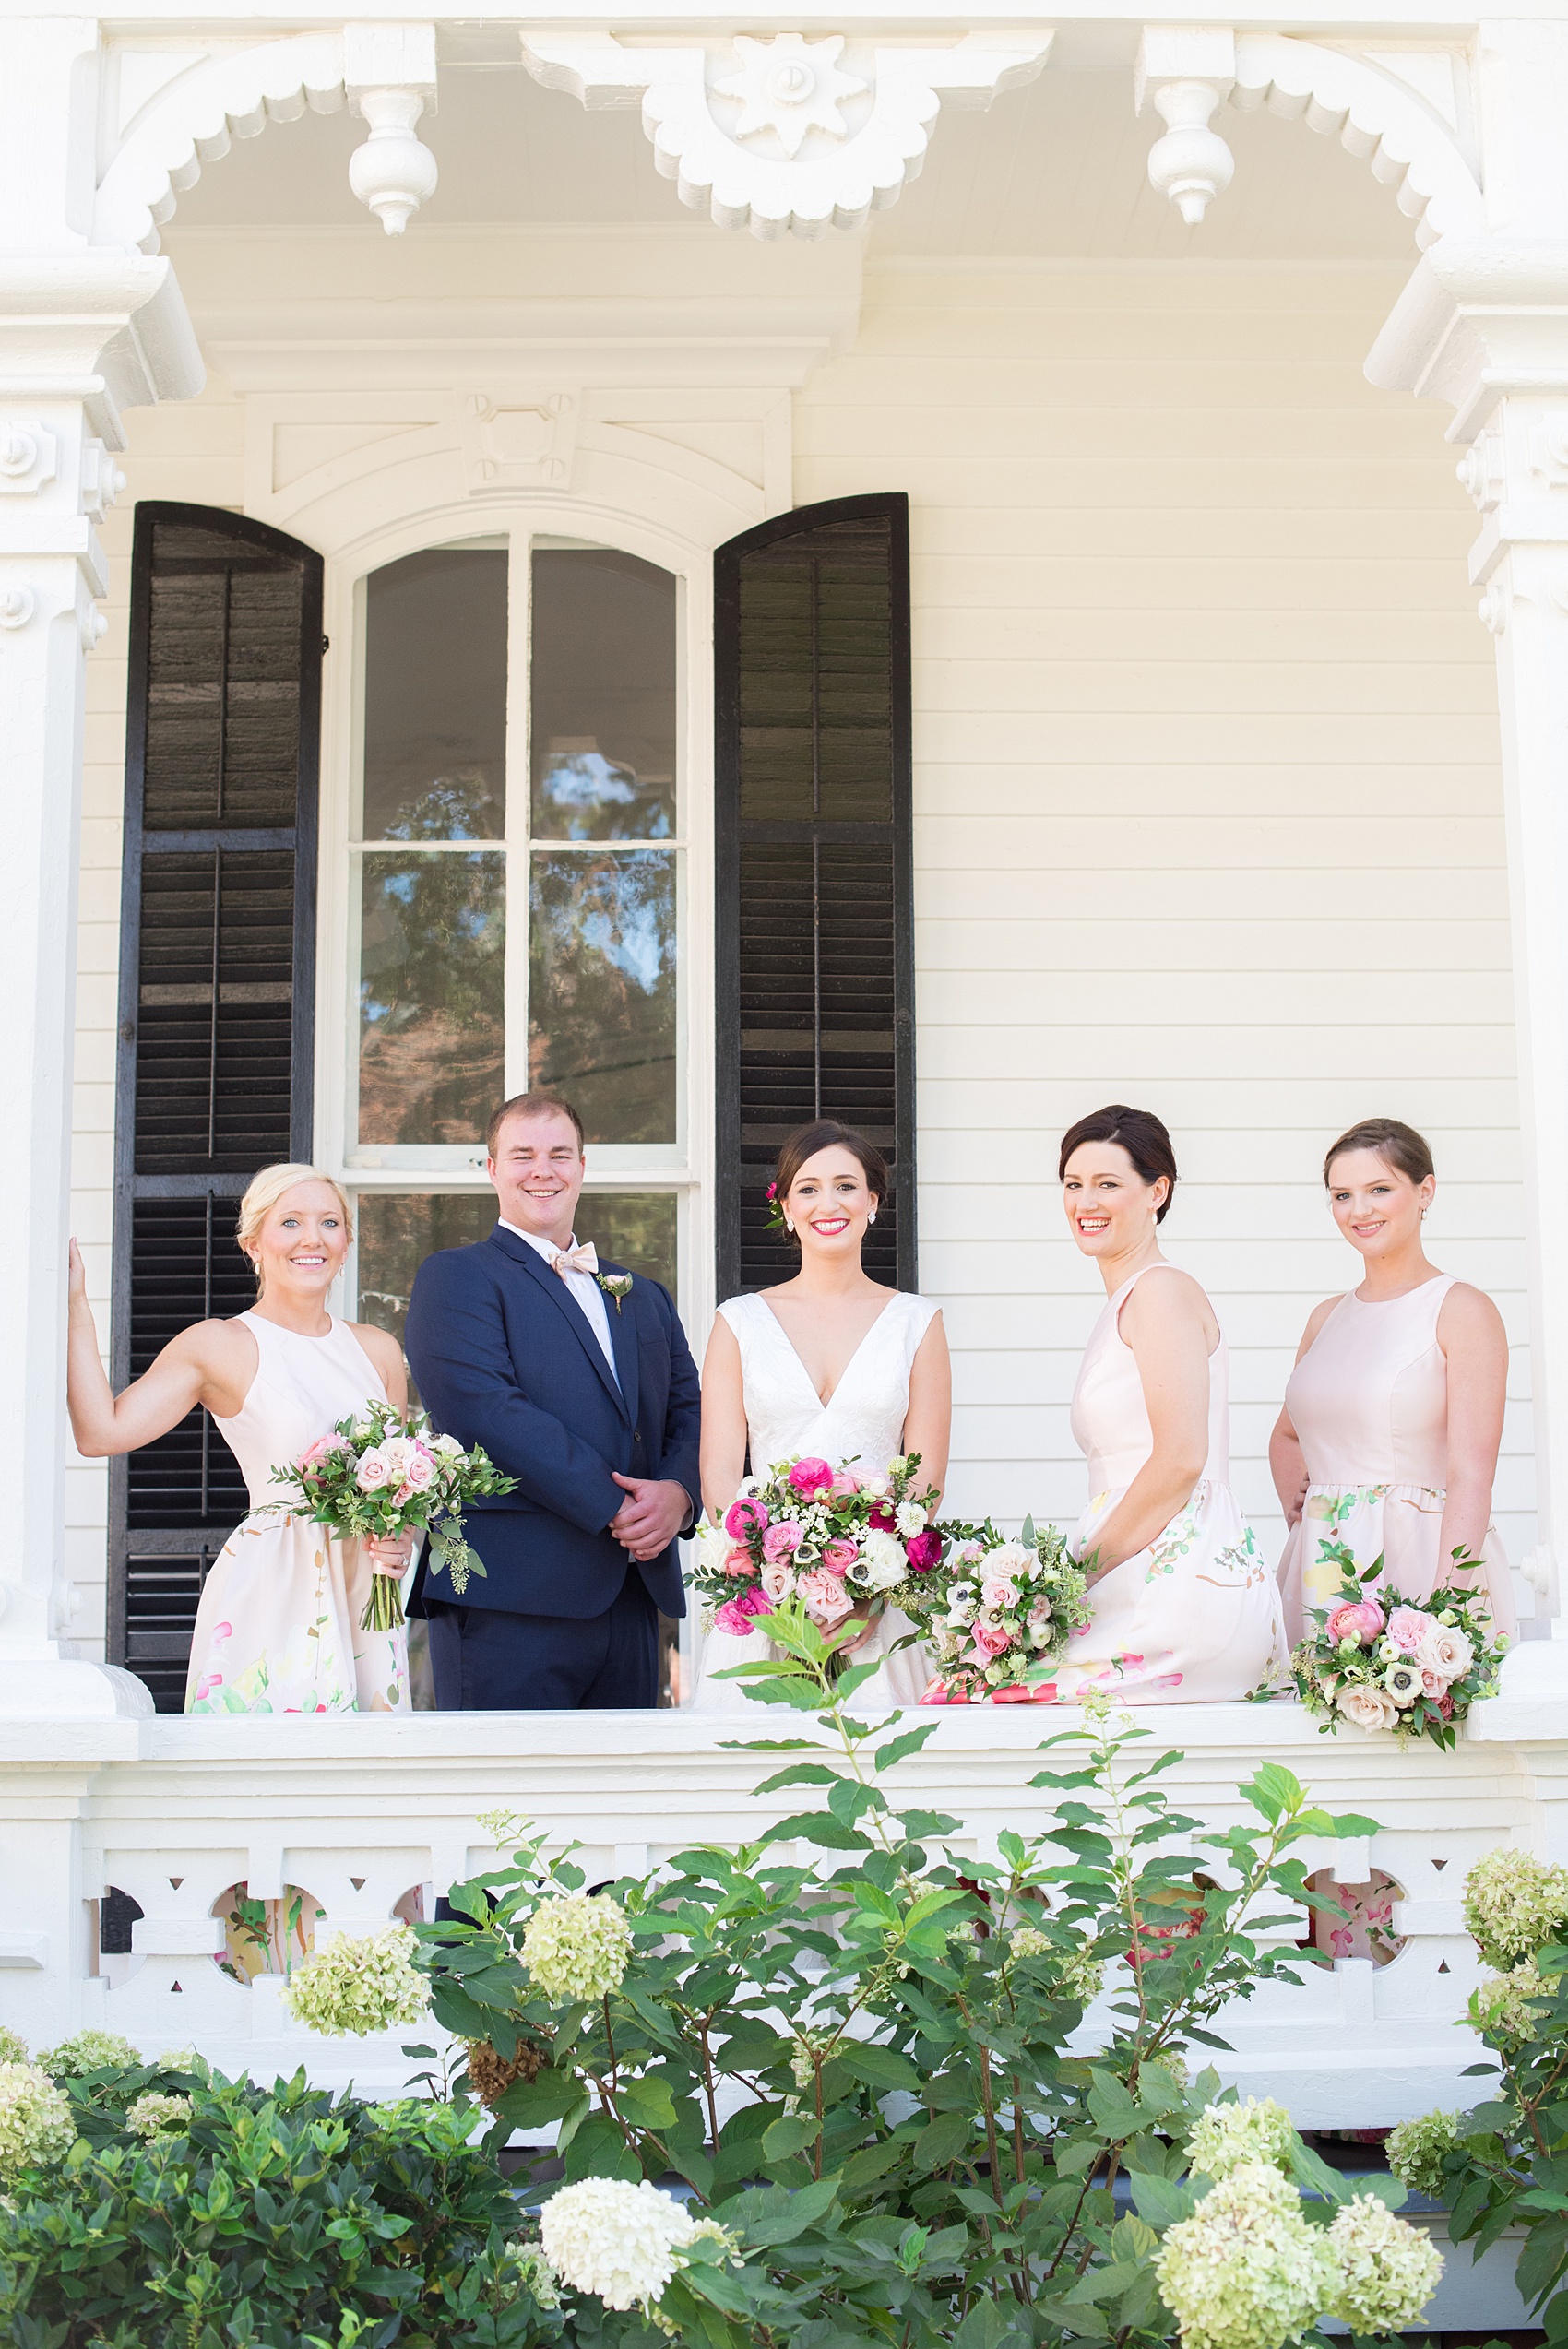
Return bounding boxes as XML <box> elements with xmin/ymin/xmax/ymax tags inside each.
<box><xmin>793</xmin><ymin>258</ymin><xmax>1529</xmax><ymax>1585</ymax></box>
<box><xmin>66</xmin><ymin>386</ymin><xmax>248</xmax><ymax>1658</ymax></box>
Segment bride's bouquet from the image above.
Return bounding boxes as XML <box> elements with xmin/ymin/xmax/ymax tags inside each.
<box><xmin>902</xmin><ymin>1515</ymin><xmax>1090</xmax><ymax>1703</ymax></box>
<box><xmin>689</xmin><ymin>1452</ymin><xmax>942</xmax><ymax>1676</ymax></box>
<box><xmin>268</xmin><ymin>1400</ymin><xmax>517</xmax><ymax>1632</ymax></box>
<box><xmin>1290</xmin><ymin>1539</ymin><xmax>1505</xmax><ymax>1750</ymax></box>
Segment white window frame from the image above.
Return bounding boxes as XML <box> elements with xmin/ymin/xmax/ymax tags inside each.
<box><xmin>315</xmin><ymin>502</ymin><xmax>716</xmax><ymax>1345</ymax></box>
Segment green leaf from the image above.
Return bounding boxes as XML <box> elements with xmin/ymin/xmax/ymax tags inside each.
<box><xmin>765</xmin><ymin>1811</ymin><xmax>873</xmax><ymax>1851</ymax></box>
<box><xmin>873</xmin><ymin>1725</ymin><xmax>942</xmax><ymax>1770</ymax></box>
<box><xmin>615</xmin><ymin>2074</ymin><xmax>678</xmax><ymax>2130</ymax></box>
<box><xmin>1241</xmin><ymin>1762</ymin><xmax>1303</xmax><ymax>1823</ymax></box>
<box><xmin>838</xmin><ymin>2137</ymin><xmax>906</xmax><ymax>2193</ymax></box>
<box><xmin>492</xmin><ymin>2066</ymin><xmax>588</xmax><ymax>2130</ymax></box>
<box><xmin>837</xmin><ymin>2043</ymin><xmax>921</xmax><ymax>2094</ymax></box>
<box><xmin>756</xmin><ymin>1762</ymin><xmax>845</xmax><ymax>1793</ymax></box>
<box><xmin>911</xmin><ymin>2108</ymin><xmax>973</xmax><ymax>2171</ymax></box>
<box><xmin>1127</xmin><ymin>2171</ymin><xmax>1200</xmax><ymax>2232</ymax></box>
<box><xmin>720</xmin><ymin>2176</ymin><xmax>840</xmax><ymax>2248</ymax></box>
<box><xmin>1288</xmin><ymin>2140</ymin><xmax>1353</xmax><ymax>2208</ymax></box>
<box><xmin>762</xmin><ymin>2111</ymin><xmax>823</xmax><ymax>2162</ymax></box>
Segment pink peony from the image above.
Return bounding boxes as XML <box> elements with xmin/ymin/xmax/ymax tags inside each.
<box><xmin>713</xmin><ymin>1588</ymin><xmax>771</xmax><ymax>1637</ymax></box>
<box><xmin>830</xmin><ymin>1467</ymin><xmax>862</xmax><ymax>1498</ymax></box>
<box><xmin>356</xmin><ymin>1448</ymin><xmax>393</xmax><ymax>1491</ymax></box>
<box><xmin>724</xmin><ymin>1497</ymin><xmax>769</xmax><ymax>1541</ymax></box>
<box><xmin>868</xmin><ymin>1503</ymin><xmax>896</xmax><ymax>1533</ymax></box>
<box><xmin>904</xmin><ymin>1527</ymin><xmax>944</xmax><ymax>1572</ymax></box>
<box><xmin>1387</xmin><ymin>1606</ymin><xmax>1438</xmax><ymax>1656</ymax></box>
<box><xmin>788</xmin><ymin>1457</ymin><xmax>835</xmax><ymax>1497</ymax></box>
<box><xmin>724</xmin><ymin>1547</ymin><xmax>756</xmax><ymax>1578</ymax></box>
<box><xmin>822</xmin><ymin>1537</ymin><xmax>860</xmax><ymax>1574</ymax></box>
<box><xmin>1325</xmin><ymin>1598</ymin><xmax>1385</xmax><ymax>1646</ymax></box>
<box><xmin>797</xmin><ymin>1568</ymin><xmax>853</xmax><ymax>1627</ymax></box>
<box><xmin>970</xmin><ymin>1622</ymin><xmax>1013</xmax><ymax>1660</ymax></box>
<box><xmin>760</xmin><ymin>1560</ymin><xmax>797</xmax><ymax>1604</ymax></box>
<box><xmin>762</xmin><ymin>1522</ymin><xmax>802</xmax><ymax>1562</ymax></box>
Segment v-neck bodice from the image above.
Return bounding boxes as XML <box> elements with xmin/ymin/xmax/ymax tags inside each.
<box><xmin>716</xmin><ymin>1289</ymin><xmax>939</xmax><ymax>1480</ymax></box>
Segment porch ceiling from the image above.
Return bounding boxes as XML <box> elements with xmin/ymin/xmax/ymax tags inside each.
<box><xmin>168</xmin><ymin>37</ymin><xmax>1416</xmax><ymax>263</ymax></box>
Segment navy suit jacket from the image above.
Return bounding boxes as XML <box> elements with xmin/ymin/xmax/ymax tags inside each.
<box><xmin>403</xmin><ymin>1226</ymin><xmax>700</xmax><ymax>1620</ymax></box>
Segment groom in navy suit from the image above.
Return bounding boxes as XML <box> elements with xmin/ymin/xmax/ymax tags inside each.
<box><xmin>405</xmin><ymin>1092</ymin><xmax>701</xmax><ymax>1709</ymax></box>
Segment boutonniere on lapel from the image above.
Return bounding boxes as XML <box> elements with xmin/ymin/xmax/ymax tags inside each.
<box><xmin>597</xmin><ymin>1272</ymin><xmax>633</xmax><ymax>1315</ymax></box>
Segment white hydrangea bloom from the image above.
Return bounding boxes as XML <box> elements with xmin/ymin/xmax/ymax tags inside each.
<box><xmin>1156</xmin><ymin>2162</ymin><xmax>1332</xmax><ymax>2349</ymax></box>
<box><xmin>0</xmin><ymin>2029</ymin><xmax>27</xmax><ymax>2067</ymax></box>
<box><xmin>1464</xmin><ymin>1847</ymin><xmax>1568</xmax><ymax>1970</ymax></box>
<box><xmin>125</xmin><ymin>2091</ymin><xmax>193</xmax><ymax>2141</ymax></box>
<box><xmin>279</xmin><ymin>1925</ymin><xmax>430</xmax><ymax>2036</ymax></box>
<box><xmin>35</xmin><ymin>2027</ymin><xmax>141</xmax><ymax>2079</ymax></box>
<box><xmin>1322</xmin><ymin>2196</ymin><xmax>1443</xmax><ymax>2333</ymax></box>
<box><xmin>540</xmin><ymin>2177</ymin><xmax>699</xmax><ymax>2310</ymax></box>
<box><xmin>0</xmin><ymin>2062</ymin><xmax>76</xmax><ymax>2187</ymax></box>
<box><xmin>1469</xmin><ymin>1960</ymin><xmax>1554</xmax><ymax>2047</ymax></box>
<box><xmin>1008</xmin><ymin>1926</ymin><xmax>1051</xmax><ymax>1959</ymax></box>
<box><xmin>1188</xmin><ymin>2097</ymin><xmax>1298</xmax><ymax>2183</ymax></box>
<box><xmin>523</xmin><ymin>1891</ymin><xmax>633</xmax><ymax>2004</ymax></box>
<box><xmin>1386</xmin><ymin>2109</ymin><xmax>1465</xmax><ymax>2199</ymax></box>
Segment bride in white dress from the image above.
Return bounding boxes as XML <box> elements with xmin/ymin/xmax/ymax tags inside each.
<box><xmin>694</xmin><ymin>1120</ymin><xmax>951</xmax><ymax>1711</ymax></box>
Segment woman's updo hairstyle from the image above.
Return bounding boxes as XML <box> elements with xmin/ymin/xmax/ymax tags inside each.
<box><xmin>1057</xmin><ymin>1104</ymin><xmax>1179</xmax><ymax>1224</ymax></box>
<box><xmin>773</xmin><ymin>1120</ymin><xmax>888</xmax><ymax>1241</ymax></box>
<box><xmin>1323</xmin><ymin>1117</ymin><xmax>1434</xmax><ymax>1190</ymax></box>
<box><xmin>235</xmin><ymin>1163</ymin><xmax>353</xmax><ymax>1295</ymax></box>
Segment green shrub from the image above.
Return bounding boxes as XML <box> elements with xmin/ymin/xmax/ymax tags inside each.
<box><xmin>0</xmin><ymin>2065</ymin><xmax>561</xmax><ymax>2348</ymax></box>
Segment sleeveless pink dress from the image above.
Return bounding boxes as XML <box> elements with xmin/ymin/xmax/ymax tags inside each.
<box><xmin>184</xmin><ymin>1312</ymin><xmax>410</xmax><ymax>1714</ymax></box>
<box><xmin>1276</xmin><ymin>1274</ymin><xmax>1515</xmax><ymax>1647</ymax></box>
<box><xmin>1034</xmin><ymin>1263</ymin><xmax>1287</xmax><ymax>1704</ymax></box>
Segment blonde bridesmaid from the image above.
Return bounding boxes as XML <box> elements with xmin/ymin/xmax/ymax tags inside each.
<box><xmin>1272</xmin><ymin>1117</ymin><xmax>1515</xmax><ymax>1647</ymax></box>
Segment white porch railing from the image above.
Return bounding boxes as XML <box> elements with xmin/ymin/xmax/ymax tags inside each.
<box><xmin>2</xmin><ymin>1695</ymin><xmax>1564</xmax><ymax>2123</ymax></box>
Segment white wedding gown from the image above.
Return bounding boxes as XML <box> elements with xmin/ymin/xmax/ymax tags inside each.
<box><xmin>689</xmin><ymin>1288</ymin><xmax>941</xmax><ymax>1713</ymax></box>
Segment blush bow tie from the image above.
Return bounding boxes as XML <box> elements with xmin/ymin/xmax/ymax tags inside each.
<box><xmin>551</xmin><ymin>1242</ymin><xmax>600</xmax><ymax>1279</ymax></box>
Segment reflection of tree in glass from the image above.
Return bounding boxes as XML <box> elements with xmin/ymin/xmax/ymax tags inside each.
<box><xmin>375</xmin><ymin>767</ymin><xmax>499</xmax><ymax>844</ymax></box>
<box><xmin>529</xmin><ymin>851</ymin><xmax>676</xmax><ymax>1145</ymax></box>
<box><xmin>536</xmin><ymin>749</ymin><xmax>672</xmax><ymax>840</ymax></box>
<box><xmin>359</xmin><ymin>853</ymin><xmax>505</xmax><ymax>1145</ymax></box>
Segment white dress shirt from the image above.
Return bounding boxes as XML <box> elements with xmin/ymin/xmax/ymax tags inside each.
<box><xmin>499</xmin><ymin>1218</ymin><xmax>621</xmax><ymax>1388</ymax></box>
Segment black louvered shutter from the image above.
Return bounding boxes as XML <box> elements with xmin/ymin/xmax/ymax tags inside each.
<box><xmin>715</xmin><ymin>494</ymin><xmax>915</xmax><ymax>1298</ymax></box>
<box><xmin>109</xmin><ymin>505</ymin><xmax>322</xmax><ymax>1709</ymax></box>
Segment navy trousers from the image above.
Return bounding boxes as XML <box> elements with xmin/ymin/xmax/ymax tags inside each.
<box><xmin>425</xmin><ymin>1571</ymin><xmax>659</xmax><ymax>1710</ymax></box>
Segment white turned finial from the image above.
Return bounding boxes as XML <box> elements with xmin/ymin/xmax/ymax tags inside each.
<box><xmin>1146</xmin><ymin>78</ymin><xmax>1234</xmax><ymax>225</ymax></box>
<box><xmin>349</xmin><ymin>87</ymin><xmax>438</xmax><ymax>234</ymax></box>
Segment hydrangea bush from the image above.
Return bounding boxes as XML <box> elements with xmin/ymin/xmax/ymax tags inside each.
<box><xmin>402</xmin><ymin>1594</ymin><xmax>1386</xmax><ymax>2349</ymax></box>
<box><xmin>278</xmin><ymin>1921</ymin><xmax>430</xmax><ymax>2035</ymax></box>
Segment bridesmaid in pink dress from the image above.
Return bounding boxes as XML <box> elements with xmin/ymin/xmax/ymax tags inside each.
<box><xmin>1272</xmin><ymin>1117</ymin><xmax>1515</xmax><ymax>1647</ymax></box>
<box><xmin>1036</xmin><ymin>1105</ymin><xmax>1286</xmax><ymax>1705</ymax></box>
<box><xmin>67</xmin><ymin>1164</ymin><xmax>414</xmax><ymax>1713</ymax></box>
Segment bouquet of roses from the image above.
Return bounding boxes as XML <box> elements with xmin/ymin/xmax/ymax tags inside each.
<box><xmin>902</xmin><ymin>1513</ymin><xmax>1090</xmax><ymax>1702</ymax></box>
<box><xmin>269</xmin><ymin>1400</ymin><xmax>517</xmax><ymax>1632</ymax></box>
<box><xmin>1290</xmin><ymin>1538</ymin><xmax>1507</xmax><ymax>1750</ymax></box>
<box><xmin>689</xmin><ymin>1452</ymin><xmax>943</xmax><ymax>1677</ymax></box>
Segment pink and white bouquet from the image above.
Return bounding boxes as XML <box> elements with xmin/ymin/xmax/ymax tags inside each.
<box><xmin>690</xmin><ymin>1452</ymin><xmax>942</xmax><ymax>1677</ymax></box>
<box><xmin>1291</xmin><ymin>1539</ymin><xmax>1506</xmax><ymax>1750</ymax></box>
<box><xmin>903</xmin><ymin>1513</ymin><xmax>1090</xmax><ymax>1702</ymax></box>
<box><xmin>269</xmin><ymin>1399</ymin><xmax>517</xmax><ymax>1632</ymax></box>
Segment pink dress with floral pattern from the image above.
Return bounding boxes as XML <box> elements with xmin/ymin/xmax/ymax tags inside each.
<box><xmin>1034</xmin><ymin>1263</ymin><xmax>1287</xmax><ymax>1705</ymax></box>
<box><xmin>184</xmin><ymin>1312</ymin><xmax>409</xmax><ymax>1715</ymax></box>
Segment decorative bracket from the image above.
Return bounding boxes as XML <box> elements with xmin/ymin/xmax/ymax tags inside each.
<box><xmin>521</xmin><ymin>28</ymin><xmax>1053</xmax><ymax>238</ymax></box>
<box><xmin>1135</xmin><ymin>29</ymin><xmax>1236</xmax><ymax>226</ymax></box>
<box><xmin>458</xmin><ymin>391</ymin><xmax>578</xmax><ymax>492</ymax></box>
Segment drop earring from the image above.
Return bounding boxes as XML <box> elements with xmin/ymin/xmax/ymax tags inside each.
<box><xmin>869</xmin><ymin>1211</ymin><xmax>877</xmax><ymax>1225</ymax></box>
